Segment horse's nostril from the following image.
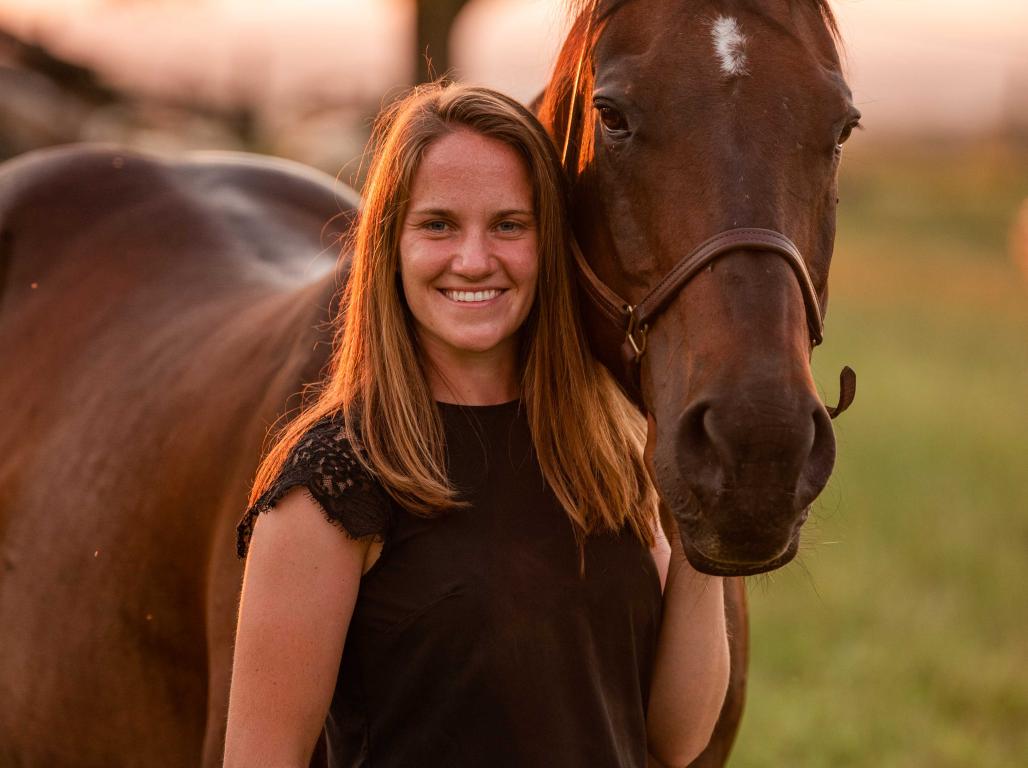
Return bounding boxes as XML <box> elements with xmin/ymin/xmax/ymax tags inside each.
<box><xmin>686</xmin><ymin>402</ymin><xmax>712</xmax><ymax>451</ymax></box>
<box><xmin>797</xmin><ymin>402</ymin><xmax>837</xmax><ymax>506</ymax></box>
<box><xmin>670</xmin><ymin>401</ymin><xmax>725</xmax><ymax>503</ymax></box>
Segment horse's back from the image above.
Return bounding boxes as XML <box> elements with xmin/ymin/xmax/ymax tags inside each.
<box><xmin>0</xmin><ymin>144</ymin><xmax>351</xmax><ymax>766</ymax></box>
<box><xmin>0</xmin><ymin>144</ymin><xmax>356</xmax><ymax>306</ymax></box>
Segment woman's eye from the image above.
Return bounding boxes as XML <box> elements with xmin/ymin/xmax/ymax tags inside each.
<box><xmin>496</xmin><ymin>220</ymin><xmax>523</xmax><ymax>234</ymax></box>
<box><xmin>423</xmin><ymin>220</ymin><xmax>449</xmax><ymax>233</ymax></box>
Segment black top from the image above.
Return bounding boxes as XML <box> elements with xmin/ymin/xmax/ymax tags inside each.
<box><xmin>237</xmin><ymin>401</ymin><xmax>662</xmax><ymax>768</ymax></box>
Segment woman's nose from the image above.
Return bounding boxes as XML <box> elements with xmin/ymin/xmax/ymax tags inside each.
<box><xmin>451</xmin><ymin>229</ymin><xmax>493</xmax><ymax>278</ymax></box>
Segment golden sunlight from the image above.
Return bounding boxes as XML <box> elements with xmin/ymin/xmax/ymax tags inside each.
<box><xmin>1</xmin><ymin>0</ymin><xmax>1025</xmax><ymax>135</ymax></box>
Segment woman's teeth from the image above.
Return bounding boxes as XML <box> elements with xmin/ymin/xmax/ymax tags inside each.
<box><xmin>443</xmin><ymin>289</ymin><xmax>502</xmax><ymax>303</ymax></box>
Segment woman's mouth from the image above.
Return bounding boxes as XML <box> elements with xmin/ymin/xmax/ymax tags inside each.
<box><xmin>440</xmin><ymin>289</ymin><xmax>505</xmax><ymax>304</ymax></box>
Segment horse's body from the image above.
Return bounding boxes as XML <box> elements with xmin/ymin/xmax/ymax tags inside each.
<box><xmin>0</xmin><ymin>2</ymin><xmax>854</xmax><ymax>765</ymax></box>
<box><xmin>0</xmin><ymin>146</ymin><xmax>352</xmax><ymax>765</ymax></box>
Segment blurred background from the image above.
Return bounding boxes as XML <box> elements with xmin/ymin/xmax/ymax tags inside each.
<box><xmin>1</xmin><ymin>0</ymin><xmax>1024</xmax><ymax>765</ymax></box>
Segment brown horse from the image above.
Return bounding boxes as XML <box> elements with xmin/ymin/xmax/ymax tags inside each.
<box><xmin>534</xmin><ymin>4</ymin><xmax>858</xmax><ymax>760</ymax></box>
<box><xmin>0</xmin><ymin>2</ymin><xmax>856</xmax><ymax>765</ymax></box>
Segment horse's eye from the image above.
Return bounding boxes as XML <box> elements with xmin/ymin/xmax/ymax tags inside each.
<box><xmin>837</xmin><ymin>116</ymin><xmax>862</xmax><ymax>146</ymax></box>
<box><xmin>597</xmin><ymin>105</ymin><xmax>628</xmax><ymax>134</ymax></box>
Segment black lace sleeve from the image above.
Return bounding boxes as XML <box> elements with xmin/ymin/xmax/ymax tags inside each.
<box><xmin>236</xmin><ymin>416</ymin><xmax>392</xmax><ymax>559</ymax></box>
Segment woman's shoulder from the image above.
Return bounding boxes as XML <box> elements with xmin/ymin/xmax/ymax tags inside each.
<box><xmin>236</xmin><ymin>413</ymin><xmax>393</xmax><ymax>559</ymax></box>
<box><xmin>281</xmin><ymin>413</ymin><xmax>363</xmax><ymax>482</ymax></box>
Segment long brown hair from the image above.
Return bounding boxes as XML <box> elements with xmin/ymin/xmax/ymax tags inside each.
<box><xmin>249</xmin><ymin>82</ymin><xmax>655</xmax><ymax>546</ymax></box>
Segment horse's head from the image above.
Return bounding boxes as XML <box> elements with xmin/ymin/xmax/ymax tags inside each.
<box><xmin>540</xmin><ymin>0</ymin><xmax>859</xmax><ymax>575</ymax></box>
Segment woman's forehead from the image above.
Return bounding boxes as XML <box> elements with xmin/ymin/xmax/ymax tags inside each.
<box><xmin>410</xmin><ymin>129</ymin><xmax>534</xmax><ymax>207</ymax></box>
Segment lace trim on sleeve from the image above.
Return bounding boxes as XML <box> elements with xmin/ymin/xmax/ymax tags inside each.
<box><xmin>236</xmin><ymin>416</ymin><xmax>392</xmax><ymax>559</ymax></box>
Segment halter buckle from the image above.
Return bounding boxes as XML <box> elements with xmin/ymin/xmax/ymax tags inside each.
<box><xmin>625</xmin><ymin>306</ymin><xmax>649</xmax><ymax>361</ymax></box>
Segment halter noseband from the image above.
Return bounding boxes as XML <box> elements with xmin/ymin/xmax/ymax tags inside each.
<box><xmin>560</xmin><ymin>2</ymin><xmax>855</xmax><ymax>418</ymax></box>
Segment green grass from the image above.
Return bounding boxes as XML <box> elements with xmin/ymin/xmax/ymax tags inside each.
<box><xmin>731</xmin><ymin>139</ymin><xmax>1028</xmax><ymax>767</ymax></box>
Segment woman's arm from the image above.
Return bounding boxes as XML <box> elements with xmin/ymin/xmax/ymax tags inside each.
<box><xmin>646</xmin><ymin>514</ymin><xmax>730</xmax><ymax>768</ymax></box>
<box><xmin>224</xmin><ymin>487</ymin><xmax>369</xmax><ymax>768</ymax></box>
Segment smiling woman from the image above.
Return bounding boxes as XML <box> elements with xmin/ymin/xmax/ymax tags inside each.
<box><xmin>224</xmin><ymin>82</ymin><xmax>729</xmax><ymax>768</ymax></box>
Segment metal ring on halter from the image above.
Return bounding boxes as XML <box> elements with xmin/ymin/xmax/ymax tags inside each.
<box><xmin>624</xmin><ymin>306</ymin><xmax>649</xmax><ymax>361</ymax></box>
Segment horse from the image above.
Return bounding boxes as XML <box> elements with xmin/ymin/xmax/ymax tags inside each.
<box><xmin>0</xmin><ymin>1</ymin><xmax>856</xmax><ymax>765</ymax></box>
<box><xmin>0</xmin><ymin>146</ymin><xmax>352</xmax><ymax>767</ymax></box>
<box><xmin>534</xmin><ymin>4</ymin><xmax>857</xmax><ymax>757</ymax></box>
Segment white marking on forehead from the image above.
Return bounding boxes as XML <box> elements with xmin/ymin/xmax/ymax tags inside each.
<box><xmin>711</xmin><ymin>15</ymin><xmax>749</xmax><ymax>78</ymax></box>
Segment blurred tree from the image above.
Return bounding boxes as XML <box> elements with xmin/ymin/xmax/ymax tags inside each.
<box><xmin>94</xmin><ymin>0</ymin><xmax>472</xmax><ymax>85</ymax></box>
<box><xmin>416</xmin><ymin>0</ymin><xmax>472</xmax><ymax>82</ymax></box>
<box><xmin>0</xmin><ymin>26</ymin><xmax>122</xmax><ymax>108</ymax></box>
<box><xmin>0</xmin><ymin>1</ymin><xmax>479</xmax><ymax>159</ymax></box>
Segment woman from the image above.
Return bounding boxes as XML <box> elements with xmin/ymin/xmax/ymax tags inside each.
<box><xmin>225</xmin><ymin>83</ymin><xmax>729</xmax><ymax>768</ymax></box>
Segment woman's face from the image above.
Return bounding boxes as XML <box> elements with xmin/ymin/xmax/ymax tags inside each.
<box><xmin>399</xmin><ymin>128</ymin><xmax>539</xmax><ymax>374</ymax></box>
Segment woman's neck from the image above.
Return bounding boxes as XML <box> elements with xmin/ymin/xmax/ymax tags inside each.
<box><xmin>419</xmin><ymin>338</ymin><xmax>520</xmax><ymax>406</ymax></box>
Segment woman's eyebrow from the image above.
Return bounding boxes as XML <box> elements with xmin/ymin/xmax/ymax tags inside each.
<box><xmin>407</xmin><ymin>208</ymin><xmax>535</xmax><ymax>218</ymax></box>
<box><xmin>408</xmin><ymin>207</ymin><xmax>454</xmax><ymax>217</ymax></box>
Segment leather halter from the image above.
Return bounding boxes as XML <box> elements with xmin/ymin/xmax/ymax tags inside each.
<box><xmin>571</xmin><ymin>228</ymin><xmax>856</xmax><ymax>418</ymax></box>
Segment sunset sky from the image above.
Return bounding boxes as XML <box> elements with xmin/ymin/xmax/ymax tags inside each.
<box><xmin>0</xmin><ymin>0</ymin><xmax>1025</xmax><ymax>137</ymax></box>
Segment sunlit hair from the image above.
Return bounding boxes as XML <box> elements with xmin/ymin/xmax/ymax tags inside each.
<box><xmin>249</xmin><ymin>82</ymin><xmax>656</xmax><ymax>547</ymax></box>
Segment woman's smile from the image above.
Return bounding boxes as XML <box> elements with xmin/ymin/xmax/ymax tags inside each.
<box><xmin>439</xmin><ymin>288</ymin><xmax>506</xmax><ymax>304</ymax></box>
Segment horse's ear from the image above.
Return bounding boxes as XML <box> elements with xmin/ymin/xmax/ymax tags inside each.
<box><xmin>527</xmin><ymin>91</ymin><xmax>545</xmax><ymax>115</ymax></box>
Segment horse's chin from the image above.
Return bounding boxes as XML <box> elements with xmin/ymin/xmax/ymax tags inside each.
<box><xmin>678</xmin><ymin>533</ymin><xmax>801</xmax><ymax>577</ymax></box>
<box><xmin>667</xmin><ymin>491</ymin><xmax>807</xmax><ymax>576</ymax></box>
